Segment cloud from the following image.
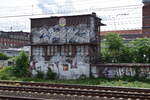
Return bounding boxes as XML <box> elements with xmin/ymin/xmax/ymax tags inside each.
<box><xmin>37</xmin><ymin>0</ymin><xmax>56</xmax><ymax>13</ymax></box>
<box><xmin>37</xmin><ymin>0</ymin><xmax>74</xmax><ymax>14</ymax></box>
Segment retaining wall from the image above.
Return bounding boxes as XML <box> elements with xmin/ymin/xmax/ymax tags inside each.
<box><xmin>95</xmin><ymin>63</ymin><xmax>150</xmax><ymax>78</ymax></box>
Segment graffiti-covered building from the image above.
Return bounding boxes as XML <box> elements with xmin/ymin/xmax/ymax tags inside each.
<box><xmin>30</xmin><ymin>13</ymin><xmax>104</xmax><ymax>79</ymax></box>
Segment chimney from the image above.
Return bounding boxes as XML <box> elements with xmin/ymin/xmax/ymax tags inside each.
<box><xmin>92</xmin><ymin>12</ymin><xmax>96</xmax><ymax>17</ymax></box>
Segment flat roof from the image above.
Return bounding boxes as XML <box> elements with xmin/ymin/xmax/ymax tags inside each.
<box><xmin>31</xmin><ymin>13</ymin><xmax>101</xmax><ymax>20</ymax></box>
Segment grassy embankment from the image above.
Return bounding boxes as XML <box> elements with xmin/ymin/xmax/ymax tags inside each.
<box><xmin>0</xmin><ymin>66</ymin><xmax>150</xmax><ymax>88</ymax></box>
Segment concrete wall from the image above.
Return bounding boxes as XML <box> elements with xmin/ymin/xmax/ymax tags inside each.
<box><xmin>96</xmin><ymin>64</ymin><xmax>150</xmax><ymax>79</ymax></box>
<box><xmin>31</xmin><ymin>55</ymin><xmax>91</xmax><ymax>79</ymax></box>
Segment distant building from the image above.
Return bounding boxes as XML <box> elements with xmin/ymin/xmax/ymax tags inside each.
<box><xmin>0</xmin><ymin>46</ymin><xmax>30</xmax><ymax>57</ymax></box>
<box><xmin>101</xmin><ymin>29</ymin><xmax>144</xmax><ymax>40</ymax></box>
<box><xmin>0</xmin><ymin>46</ymin><xmax>30</xmax><ymax>68</ymax></box>
<box><xmin>101</xmin><ymin>0</ymin><xmax>150</xmax><ymax>39</ymax></box>
<box><xmin>143</xmin><ymin>0</ymin><xmax>150</xmax><ymax>36</ymax></box>
<box><xmin>0</xmin><ymin>31</ymin><xmax>30</xmax><ymax>49</ymax></box>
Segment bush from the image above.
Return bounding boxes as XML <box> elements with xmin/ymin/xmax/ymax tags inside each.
<box><xmin>13</xmin><ymin>51</ymin><xmax>30</xmax><ymax>77</ymax></box>
<box><xmin>119</xmin><ymin>46</ymin><xmax>133</xmax><ymax>63</ymax></box>
<box><xmin>0</xmin><ymin>53</ymin><xmax>9</xmax><ymax>60</ymax></box>
<box><xmin>101</xmin><ymin>49</ymin><xmax>112</xmax><ymax>63</ymax></box>
<box><xmin>46</xmin><ymin>67</ymin><xmax>57</xmax><ymax>80</ymax></box>
<box><xmin>0</xmin><ymin>66</ymin><xmax>14</xmax><ymax>80</ymax></box>
<box><xmin>129</xmin><ymin>38</ymin><xmax>150</xmax><ymax>63</ymax></box>
<box><xmin>36</xmin><ymin>70</ymin><xmax>45</xmax><ymax>79</ymax></box>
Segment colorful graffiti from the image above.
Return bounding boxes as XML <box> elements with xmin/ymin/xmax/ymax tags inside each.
<box><xmin>32</xmin><ymin>24</ymin><xmax>96</xmax><ymax>44</ymax></box>
<box><xmin>30</xmin><ymin>50</ymin><xmax>90</xmax><ymax>79</ymax></box>
<box><xmin>99</xmin><ymin>66</ymin><xmax>150</xmax><ymax>78</ymax></box>
<box><xmin>30</xmin><ymin>17</ymin><xmax>98</xmax><ymax>79</ymax></box>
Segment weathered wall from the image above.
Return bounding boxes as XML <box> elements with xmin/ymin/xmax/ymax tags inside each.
<box><xmin>96</xmin><ymin>64</ymin><xmax>150</xmax><ymax>79</ymax></box>
<box><xmin>143</xmin><ymin>3</ymin><xmax>150</xmax><ymax>37</ymax></box>
<box><xmin>31</xmin><ymin>24</ymin><xmax>96</xmax><ymax>44</ymax></box>
<box><xmin>30</xmin><ymin>15</ymin><xmax>100</xmax><ymax>79</ymax></box>
<box><xmin>31</xmin><ymin>54</ymin><xmax>90</xmax><ymax>79</ymax></box>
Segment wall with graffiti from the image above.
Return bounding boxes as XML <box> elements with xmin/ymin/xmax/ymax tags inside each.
<box><xmin>97</xmin><ymin>65</ymin><xmax>150</xmax><ymax>79</ymax></box>
<box><xmin>30</xmin><ymin>53</ymin><xmax>91</xmax><ymax>79</ymax></box>
<box><xmin>31</xmin><ymin>24</ymin><xmax>97</xmax><ymax>44</ymax></box>
<box><xmin>30</xmin><ymin>15</ymin><xmax>100</xmax><ymax>79</ymax></box>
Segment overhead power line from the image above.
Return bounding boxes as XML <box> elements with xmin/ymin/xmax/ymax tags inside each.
<box><xmin>0</xmin><ymin>4</ymin><xmax>142</xmax><ymax>19</ymax></box>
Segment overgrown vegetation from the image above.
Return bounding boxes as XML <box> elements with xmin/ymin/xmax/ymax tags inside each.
<box><xmin>35</xmin><ymin>67</ymin><xmax>57</xmax><ymax>79</ymax></box>
<box><xmin>101</xmin><ymin>32</ymin><xmax>150</xmax><ymax>63</ymax></box>
<box><xmin>13</xmin><ymin>51</ymin><xmax>30</xmax><ymax>77</ymax></box>
<box><xmin>0</xmin><ymin>50</ymin><xmax>57</xmax><ymax>80</ymax></box>
<box><xmin>0</xmin><ymin>68</ymin><xmax>149</xmax><ymax>88</ymax></box>
<box><xmin>0</xmin><ymin>53</ymin><xmax>9</xmax><ymax>60</ymax></box>
<box><xmin>0</xmin><ymin>34</ymin><xmax>150</xmax><ymax>88</ymax></box>
<box><xmin>0</xmin><ymin>66</ymin><xmax>17</xmax><ymax>80</ymax></box>
<box><xmin>46</xmin><ymin>67</ymin><xmax>57</xmax><ymax>80</ymax></box>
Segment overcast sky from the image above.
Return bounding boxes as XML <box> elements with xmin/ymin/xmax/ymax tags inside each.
<box><xmin>0</xmin><ymin>0</ymin><xmax>143</xmax><ymax>32</ymax></box>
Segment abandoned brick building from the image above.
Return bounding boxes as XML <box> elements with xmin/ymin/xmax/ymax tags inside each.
<box><xmin>30</xmin><ymin>13</ymin><xmax>104</xmax><ymax>79</ymax></box>
<box><xmin>0</xmin><ymin>31</ymin><xmax>30</xmax><ymax>49</ymax></box>
<box><xmin>143</xmin><ymin>0</ymin><xmax>150</xmax><ymax>36</ymax></box>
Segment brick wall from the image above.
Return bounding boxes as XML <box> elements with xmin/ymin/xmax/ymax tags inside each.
<box><xmin>94</xmin><ymin>63</ymin><xmax>150</xmax><ymax>78</ymax></box>
<box><xmin>101</xmin><ymin>29</ymin><xmax>142</xmax><ymax>36</ymax></box>
<box><xmin>101</xmin><ymin>2</ymin><xmax>150</xmax><ymax>39</ymax></box>
<box><xmin>143</xmin><ymin>3</ymin><xmax>150</xmax><ymax>37</ymax></box>
<box><xmin>0</xmin><ymin>31</ymin><xmax>30</xmax><ymax>49</ymax></box>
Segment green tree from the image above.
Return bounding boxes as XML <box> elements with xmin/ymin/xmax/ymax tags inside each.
<box><xmin>119</xmin><ymin>45</ymin><xmax>133</xmax><ymax>63</ymax></box>
<box><xmin>13</xmin><ymin>51</ymin><xmax>30</xmax><ymax>77</ymax></box>
<box><xmin>129</xmin><ymin>38</ymin><xmax>150</xmax><ymax>63</ymax></box>
<box><xmin>105</xmin><ymin>33</ymin><xmax>124</xmax><ymax>63</ymax></box>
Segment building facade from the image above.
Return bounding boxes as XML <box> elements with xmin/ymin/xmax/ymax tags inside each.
<box><xmin>0</xmin><ymin>31</ymin><xmax>30</xmax><ymax>49</ymax></box>
<box><xmin>101</xmin><ymin>29</ymin><xmax>144</xmax><ymax>40</ymax></box>
<box><xmin>143</xmin><ymin>0</ymin><xmax>150</xmax><ymax>36</ymax></box>
<box><xmin>30</xmin><ymin>13</ymin><xmax>103</xmax><ymax>79</ymax></box>
<box><xmin>101</xmin><ymin>1</ymin><xmax>150</xmax><ymax>39</ymax></box>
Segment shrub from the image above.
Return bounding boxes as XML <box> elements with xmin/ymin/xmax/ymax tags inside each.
<box><xmin>13</xmin><ymin>51</ymin><xmax>30</xmax><ymax>77</ymax></box>
<box><xmin>0</xmin><ymin>53</ymin><xmax>9</xmax><ymax>60</ymax></box>
<box><xmin>0</xmin><ymin>66</ymin><xmax>14</xmax><ymax>80</ymax></box>
<box><xmin>36</xmin><ymin>70</ymin><xmax>45</xmax><ymax>79</ymax></box>
<box><xmin>101</xmin><ymin>49</ymin><xmax>113</xmax><ymax>63</ymax></box>
<box><xmin>129</xmin><ymin>38</ymin><xmax>150</xmax><ymax>63</ymax></box>
<box><xmin>46</xmin><ymin>67</ymin><xmax>57</xmax><ymax>80</ymax></box>
<box><xmin>119</xmin><ymin>46</ymin><xmax>133</xmax><ymax>63</ymax></box>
